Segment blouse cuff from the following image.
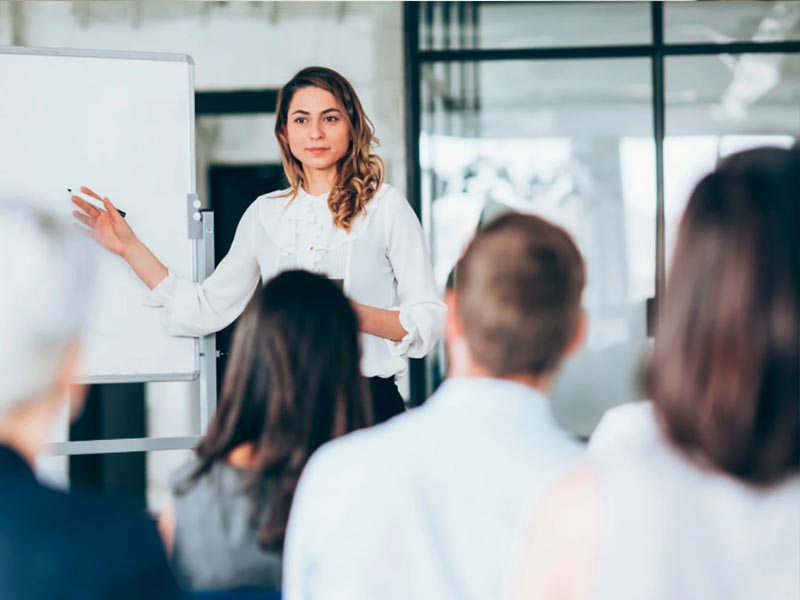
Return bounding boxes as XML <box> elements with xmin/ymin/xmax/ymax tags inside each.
<box><xmin>142</xmin><ymin>270</ymin><xmax>177</xmax><ymax>309</ymax></box>
<box><xmin>385</xmin><ymin>306</ymin><xmax>421</xmax><ymax>357</ymax></box>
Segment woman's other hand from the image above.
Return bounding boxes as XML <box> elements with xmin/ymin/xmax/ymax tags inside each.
<box><xmin>352</xmin><ymin>301</ymin><xmax>407</xmax><ymax>342</ymax></box>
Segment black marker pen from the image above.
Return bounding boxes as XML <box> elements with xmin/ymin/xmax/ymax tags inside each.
<box><xmin>68</xmin><ymin>188</ymin><xmax>126</xmax><ymax>218</ymax></box>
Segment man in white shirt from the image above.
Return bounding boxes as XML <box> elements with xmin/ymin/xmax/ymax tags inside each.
<box><xmin>283</xmin><ymin>212</ymin><xmax>588</xmax><ymax>600</ymax></box>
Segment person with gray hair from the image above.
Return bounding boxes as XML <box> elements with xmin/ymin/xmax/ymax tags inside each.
<box><xmin>0</xmin><ymin>205</ymin><xmax>95</xmax><ymax>426</ymax></box>
<box><xmin>0</xmin><ymin>203</ymin><xmax>182</xmax><ymax>599</ymax></box>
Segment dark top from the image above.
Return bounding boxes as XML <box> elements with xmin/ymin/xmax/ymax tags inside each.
<box><xmin>0</xmin><ymin>445</ymin><xmax>182</xmax><ymax>599</ymax></box>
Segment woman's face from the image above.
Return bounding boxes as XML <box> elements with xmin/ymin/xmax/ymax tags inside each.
<box><xmin>285</xmin><ymin>86</ymin><xmax>351</xmax><ymax>178</ymax></box>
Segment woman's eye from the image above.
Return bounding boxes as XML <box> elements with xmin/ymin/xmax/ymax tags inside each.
<box><xmin>324</xmin><ymin>116</ymin><xmax>339</xmax><ymax>122</ymax></box>
<box><xmin>294</xmin><ymin>117</ymin><xmax>307</xmax><ymax>124</ymax></box>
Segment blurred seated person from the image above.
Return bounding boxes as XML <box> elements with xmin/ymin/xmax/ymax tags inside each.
<box><xmin>159</xmin><ymin>270</ymin><xmax>371</xmax><ymax>591</ymax></box>
<box><xmin>512</xmin><ymin>147</ymin><xmax>800</xmax><ymax>600</ymax></box>
<box><xmin>0</xmin><ymin>203</ymin><xmax>181</xmax><ymax>600</ymax></box>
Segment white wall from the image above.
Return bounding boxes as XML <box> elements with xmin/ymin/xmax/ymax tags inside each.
<box><xmin>3</xmin><ymin>1</ymin><xmax>406</xmax><ymax>183</ymax></box>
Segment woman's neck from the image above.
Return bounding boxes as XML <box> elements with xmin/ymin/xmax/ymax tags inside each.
<box><xmin>302</xmin><ymin>166</ymin><xmax>336</xmax><ymax>196</ymax></box>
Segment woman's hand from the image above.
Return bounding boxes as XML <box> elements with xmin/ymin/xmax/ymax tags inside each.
<box><xmin>71</xmin><ymin>185</ymin><xmax>169</xmax><ymax>290</ymax></box>
<box><xmin>71</xmin><ymin>186</ymin><xmax>138</xmax><ymax>257</ymax></box>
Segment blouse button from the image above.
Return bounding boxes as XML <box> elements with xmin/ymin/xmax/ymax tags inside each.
<box><xmin>310</xmin><ymin>245</ymin><xmax>315</xmax><ymax>250</ymax></box>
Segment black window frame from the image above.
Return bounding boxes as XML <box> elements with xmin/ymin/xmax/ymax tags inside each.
<box><xmin>403</xmin><ymin>1</ymin><xmax>800</xmax><ymax>403</ymax></box>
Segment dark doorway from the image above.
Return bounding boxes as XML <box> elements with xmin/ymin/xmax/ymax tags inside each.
<box><xmin>207</xmin><ymin>163</ymin><xmax>287</xmax><ymax>392</ymax></box>
<box><xmin>69</xmin><ymin>383</ymin><xmax>147</xmax><ymax>511</ymax></box>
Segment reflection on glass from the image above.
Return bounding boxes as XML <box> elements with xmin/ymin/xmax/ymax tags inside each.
<box><xmin>665</xmin><ymin>54</ymin><xmax>800</xmax><ymax>265</ymax></box>
<box><xmin>665</xmin><ymin>1</ymin><xmax>800</xmax><ymax>43</ymax></box>
<box><xmin>421</xmin><ymin>59</ymin><xmax>655</xmax><ymax>436</ymax></box>
<box><xmin>419</xmin><ymin>1</ymin><xmax>650</xmax><ymax>51</ymax></box>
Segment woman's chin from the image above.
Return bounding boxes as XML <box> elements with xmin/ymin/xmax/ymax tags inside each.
<box><xmin>303</xmin><ymin>159</ymin><xmax>339</xmax><ymax>173</ymax></box>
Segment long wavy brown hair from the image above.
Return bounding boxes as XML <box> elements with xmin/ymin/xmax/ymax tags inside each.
<box><xmin>274</xmin><ymin>66</ymin><xmax>385</xmax><ymax>231</ymax></box>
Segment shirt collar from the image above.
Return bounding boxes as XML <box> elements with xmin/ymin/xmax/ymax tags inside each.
<box><xmin>261</xmin><ymin>185</ymin><xmax>389</xmax><ymax>255</ymax></box>
<box><xmin>296</xmin><ymin>187</ymin><xmax>329</xmax><ymax>202</ymax></box>
<box><xmin>428</xmin><ymin>376</ymin><xmax>557</xmax><ymax>424</ymax></box>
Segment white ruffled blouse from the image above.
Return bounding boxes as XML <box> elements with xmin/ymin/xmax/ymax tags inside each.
<box><xmin>145</xmin><ymin>184</ymin><xmax>446</xmax><ymax>378</ymax></box>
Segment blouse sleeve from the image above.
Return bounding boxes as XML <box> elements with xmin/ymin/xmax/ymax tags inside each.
<box><xmin>383</xmin><ymin>189</ymin><xmax>447</xmax><ymax>359</ymax></box>
<box><xmin>143</xmin><ymin>202</ymin><xmax>262</xmax><ymax>337</ymax></box>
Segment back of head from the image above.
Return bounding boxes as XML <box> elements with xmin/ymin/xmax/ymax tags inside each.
<box><xmin>455</xmin><ymin>212</ymin><xmax>586</xmax><ymax>377</ymax></box>
<box><xmin>648</xmin><ymin>146</ymin><xmax>800</xmax><ymax>485</ymax></box>
<box><xmin>0</xmin><ymin>203</ymin><xmax>95</xmax><ymax>413</ymax></box>
<box><xmin>191</xmin><ymin>269</ymin><xmax>370</xmax><ymax>549</ymax></box>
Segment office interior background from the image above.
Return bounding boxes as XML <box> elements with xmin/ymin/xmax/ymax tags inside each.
<box><xmin>1</xmin><ymin>0</ymin><xmax>797</xmax><ymax>513</ymax></box>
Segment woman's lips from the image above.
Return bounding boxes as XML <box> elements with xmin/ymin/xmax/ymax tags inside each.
<box><xmin>307</xmin><ymin>147</ymin><xmax>329</xmax><ymax>154</ymax></box>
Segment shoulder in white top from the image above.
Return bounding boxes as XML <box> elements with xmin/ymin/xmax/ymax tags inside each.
<box><xmin>588</xmin><ymin>401</ymin><xmax>800</xmax><ymax>600</ymax></box>
<box><xmin>588</xmin><ymin>401</ymin><xmax>662</xmax><ymax>457</ymax></box>
<box><xmin>144</xmin><ymin>184</ymin><xmax>446</xmax><ymax>378</ymax></box>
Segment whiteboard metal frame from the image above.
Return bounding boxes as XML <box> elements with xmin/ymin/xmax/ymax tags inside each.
<box><xmin>52</xmin><ymin>212</ymin><xmax>219</xmax><ymax>456</ymax></box>
<box><xmin>51</xmin><ymin>436</ymin><xmax>199</xmax><ymax>456</ymax></box>
<box><xmin>0</xmin><ymin>45</ymin><xmax>194</xmax><ymax>65</ymax></box>
<box><xmin>72</xmin><ymin>372</ymin><xmax>199</xmax><ymax>384</ymax></box>
<box><xmin>197</xmin><ymin>211</ymin><xmax>218</xmax><ymax>428</ymax></box>
<box><xmin>1</xmin><ymin>45</ymin><xmax>217</xmax><ymax>455</ymax></box>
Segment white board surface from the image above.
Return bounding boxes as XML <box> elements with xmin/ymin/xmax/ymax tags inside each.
<box><xmin>0</xmin><ymin>47</ymin><xmax>199</xmax><ymax>381</ymax></box>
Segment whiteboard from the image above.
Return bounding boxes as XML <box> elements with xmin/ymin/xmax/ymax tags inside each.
<box><xmin>0</xmin><ymin>47</ymin><xmax>200</xmax><ymax>382</ymax></box>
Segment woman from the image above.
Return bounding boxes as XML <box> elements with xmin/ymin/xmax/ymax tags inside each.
<box><xmin>511</xmin><ymin>147</ymin><xmax>800</xmax><ymax>600</ymax></box>
<box><xmin>159</xmin><ymin>269</ymin><xmax>371</xmax><ymax>590</ymax></box>
<box><xmin>71</xmin><ymin>66</ymin><xmax>445</xmax><ymax>422</ymax></box>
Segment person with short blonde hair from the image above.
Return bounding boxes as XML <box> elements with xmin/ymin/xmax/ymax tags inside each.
<box><xmin>283</xmin><ymin>212</ymin><xmax>589</xmax><ymax>600</ymax></box>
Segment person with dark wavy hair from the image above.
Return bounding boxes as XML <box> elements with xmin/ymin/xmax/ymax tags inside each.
<box><xmin>512</xmin><ymin>147</ymin><xmax>800</xmax><ymax>600</ymax></box>
<box><xmin>71</xmin><ymin>66</ymin><xmax>445</xmax><ymax>423</ymax></box>
<box><xmin>158</xmin><ymin>269</ymin><xmax>371</xmax><ymax>591</ymax></box>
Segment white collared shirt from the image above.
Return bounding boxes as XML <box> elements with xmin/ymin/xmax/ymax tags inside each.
<box><xmin>282</xmin><ymin>377</ymin><xmax>584</xmax><ymax>600</ymax></box>
<box><xmin>145</xmin><ymin>184</ymin><xmax>446</xmax><ymax>378</ymax></box>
